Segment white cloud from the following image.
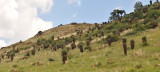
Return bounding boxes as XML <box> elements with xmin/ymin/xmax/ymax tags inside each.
<box><xmin>0</xmin><ymin>0</ymin><xmax>54</xmax><ymax>46</ymax></box>
<box><xmin>114</xmin><ymin>7</ymin><xmax>122</xmax><ymax>10</ymax></box>
<box><xmin>68</xmin><ymin>0</ymin><xmax>81</xmax><ymax>6</ymax></box>
<box><xmin>0</xmin><ymin>40</ymin><xmax>7</xmax><ymax>48</ymax></box>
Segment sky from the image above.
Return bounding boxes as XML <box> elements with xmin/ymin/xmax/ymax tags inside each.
<box><xmin>0</xmin><ymin>0</ymin><xmax>158</xmax><ymax>48</ymax></box>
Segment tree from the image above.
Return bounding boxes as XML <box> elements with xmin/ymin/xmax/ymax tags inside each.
<box><xmin>134</xmin><ymin>1</ymin><xmax>143</xmax><ymax>12</ymax></box>
<box><xmin>61</xmin><ymin>49</ymin><xmax>68</xmax><ymax>64</ymax></box>
<box><xmin>122</xmin><ymin>38</ymin><xmax>127</xmax><ymax>55</ymax></box>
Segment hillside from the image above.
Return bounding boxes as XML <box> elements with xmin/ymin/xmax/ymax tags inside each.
<box><xmin>0</xmin><ymin>1</ymin><xmax>160</xmax><ymax>72</ymax></box>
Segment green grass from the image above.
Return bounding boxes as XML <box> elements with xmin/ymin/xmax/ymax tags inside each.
<box><xmin>0</xmin><ymin>27</ymin><xmax>160</xmax><ymax>72</ymax></box>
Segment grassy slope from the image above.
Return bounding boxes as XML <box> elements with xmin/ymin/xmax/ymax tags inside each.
<box><xmin>0</xmin><ymin>26</ymin><xmax>160</xmax><ymax>72</ymax></box>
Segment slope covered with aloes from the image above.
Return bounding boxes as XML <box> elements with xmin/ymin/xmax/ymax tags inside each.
<box><xmin>0</xmin><ymin>23</ymin><xmax>94</xmax><ymax>52</ymax></box>
<box><xmin>0</xmin><ymin>1</ymin><xmax>160</xmax><ymax>72</ymax></box>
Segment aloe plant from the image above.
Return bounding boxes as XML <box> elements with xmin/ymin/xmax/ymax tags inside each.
<box><xmin>130</xmin><ymin>39</ymin><xmax>135</xmax><ymax>49</ymax></box>
<box><xmin>122</xmin><ymin>38</ymin><xmax>127</xmax><ymax>55</ymax></box>
<box><xmin>61</xmin><ymin>49</ymin><xmax>68</xmax><ymax>64</ymax></box>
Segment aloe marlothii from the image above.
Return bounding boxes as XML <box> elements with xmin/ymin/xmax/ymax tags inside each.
<box><xmin>78</xmin><ymin>42</ymin><xmax>84</xmax><ymax>53</ymax></box>
<box><xmin>86</xmin><ymin>40</ymin><xmax>90</xmax><ymax>46</ymax></box>
<box><xmin>107</xmin><ymin>35</ymin><xmax>112</xmax><ymax>46</ymax></box>
<box><xmin>10</xmin><ymin>52</ymin><xmax>15</xmax><ymax>62</ymax></box>
<box><xmin>122</xmin><ymin>38</ymin><xmax>127</xmax><ymax>55</ymax></box>
<box><xmin>142</xmin><ymin>36</ymin><xmax>147</xmax><ymax>46</ymax></box>
<box><xmin>71</xmin><ymin>43</ymin><xmax>76</xmax><ymax>50</ymax></box>
<box><xmin>150</xmin><ymin>0</ymin><xmax>152</xmax><ymax>5</ymax></box>
<box><xmin>31</xmin><ymin>49</ymin><xmax>36</xmax><ymax>56</ymax></box>
<box><xmin>61</xmin><ymin>49</ymin><xmax>68</xmax><ymax>64</ymax></box>
<box><xmin>52</xmin><ymin>35</ymin><xmax>54</xmax><ymax>41</ymax></box>
<box><xmin>130</xmin><ymin>40</ymin><xmax>135</xmax><ymax>50</ymax></box>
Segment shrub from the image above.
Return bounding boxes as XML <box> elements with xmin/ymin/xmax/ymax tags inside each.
<box><xmin>96</xmin><ymin>62</ymin><xmax>102</xmax><ymax>67</ymax></box>
<box><xmin>48</xmin><ymin>58</ymin><xmax>55</xmax><ymax>62</ymax></box>
<box><xmin>136</xmin><ymin>64</ymin><xmax>142</xmax><ymax>69</ymax></box>
<box><xmin>13</xmin><ymin>64</ymin><xmax>18</xmax><ymax>68</ymax></box>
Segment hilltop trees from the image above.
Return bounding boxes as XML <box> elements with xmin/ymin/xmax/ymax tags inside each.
<box><xmin>109</xmin><ymin>9</ymin><xmax>126</xmax><ymax>21</ymax></box>
<box><xmin>134</xmin><ymin>1</ymin><xmax>143</xmax><ymax>12</ymax></box>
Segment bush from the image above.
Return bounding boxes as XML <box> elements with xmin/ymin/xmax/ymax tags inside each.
<box><xmin>48</xmin><ymin>58</ymin><xmax>55</xmax><ymax>62</ymax></box>
<box><xmin>13</xmin><ymin>64</ymin><xmax>18</xmax><ymax>68</ymax></box>
<box><xmin>136</xmin><ymin>64</ymin><xmax>142</xmax><ymax>69</ymax></box>
<box><xmin>96</xmin><ymin>62</ymin><xmax>102</xmax><ymax>67</ymax></box>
